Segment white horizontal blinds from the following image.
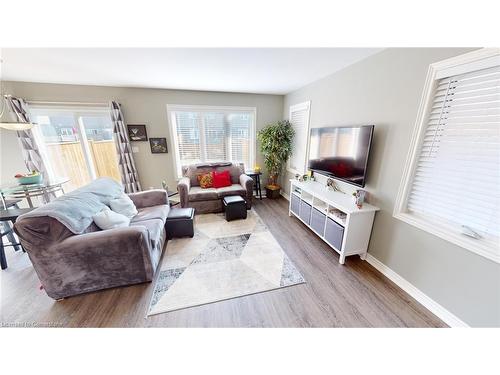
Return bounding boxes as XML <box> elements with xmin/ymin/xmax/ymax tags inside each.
<box><xmin>228</xmin><ymin>113</ymin><xmax>252</xmax><ymax>168</ymax></box>
<box><xmin>408</xmin><ymin>64</ymin><xmax>500</xmax><ymax>240</ymax></box>
<box><xmin>172</xmin><ymin>107</ymin><xmax>254</xmax><ymax>170</ymax></box>
<box><xmin>289</xmin><ymin>102</ymin><xmax>311</xmax><ymax>173</ymax></box>
<box><xmin>203</xmin><ymin>112</ymin><xmax>227</xmax><ymax>162</ymax></box>
<box><xmin>175</xmin><ymin>111</ymin><xmax>201</xmax><ymax>165</ymax></box>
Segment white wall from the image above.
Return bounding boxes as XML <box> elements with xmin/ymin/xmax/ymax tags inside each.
<box><xmin>0</xmin><ymin>81</ymin><xmax>283</xmax><ymax>189</ymax></box>
<box><xmin>283</xmin><ymin>48</ymin><xmax>500</xmax><ymax>327</ymax></box>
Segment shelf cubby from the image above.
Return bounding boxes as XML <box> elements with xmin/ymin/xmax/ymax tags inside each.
<box><xmin>288</xmin><ymin>179</ymin><xmax>380</xmax><ymax>264</ymax></box>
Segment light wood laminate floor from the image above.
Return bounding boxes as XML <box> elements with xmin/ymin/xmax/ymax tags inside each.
<box><xmin>1</xmin><ymin>198</ymin><xmax>446</xmax><ymax>327</ymax></box>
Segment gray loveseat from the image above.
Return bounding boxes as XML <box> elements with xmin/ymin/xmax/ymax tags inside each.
<box><xmin>14</xmin><ymin>181</ymin><xmax>169</xmax><ymax>300</ymax></box>
<box><xmin>177</xmin><ymin>162</ymin><xmax>254</xmax><ymax>214</ymax></box>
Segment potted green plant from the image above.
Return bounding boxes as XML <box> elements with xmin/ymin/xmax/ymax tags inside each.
<box><xmin>257</xmin><ymin>120</ymin><xmax>295</xmax><ymax>199</ymax></box>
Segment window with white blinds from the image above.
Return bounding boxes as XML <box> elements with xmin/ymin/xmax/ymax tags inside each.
<box><xmin>168</xmin><ymin>105</ymin><xmax>255</xmax><ymax>177</ymax></box>
<box><xmin>395</xmin><ymin>49</ymin><xmax>500</xmax><ymax>263</ymax></box>
<box><xmin>288</xmin><ymin>101</ymin><xmax>311</xmax><ymax>174</ymax></box>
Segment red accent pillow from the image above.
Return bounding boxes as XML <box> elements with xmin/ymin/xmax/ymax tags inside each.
<box><xmin>213</xmin><ymin>170</ymin><xmax>232</xmax><ymax>188</ymax></box>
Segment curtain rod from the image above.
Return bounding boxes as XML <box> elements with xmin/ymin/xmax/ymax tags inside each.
<box><xmin>25</xmin><ymin>100</ymin><xmax>110</xmax><ymax>107</ymax></box>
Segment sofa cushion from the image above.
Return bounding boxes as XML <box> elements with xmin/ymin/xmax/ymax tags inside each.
<box><xmin>196</xmin><ymin>162</ymin><xmax>231</xmax><ymax>168</ymax></box>
<box><xmin>188</xmin><ymin>186</ymin><xmax>218</xmax><ymax>201</ymax></box>
<box><xmin>128</xmin><ymin>190</ymin><xmax>168</xmax><ymax>209</ymax></box>
<box><xmin>131</xmin><ymin>205</ymin><xmax>170</xmax><ymax>224</ymax></box>
<box><xmin>216</xmin><ymin>184</ymin><xmax>246</xmax><ymax>198</ymax></box>
<box><xmin>130</xmin><ymin>218</ymin><xmax>164</xmax><ymax>248</ymax></box>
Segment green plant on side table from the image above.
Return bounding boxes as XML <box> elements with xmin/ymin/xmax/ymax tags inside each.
<box><xmin>257</xmin><ymin>120</ymin><xmax>295</xmax><ymax>199</ymax></box>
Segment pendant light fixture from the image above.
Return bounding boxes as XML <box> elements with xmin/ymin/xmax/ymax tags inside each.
<box><xmin>0</xmin><ymin>58</ymin><xmax>35</xmax><ymax>130</ymax></box>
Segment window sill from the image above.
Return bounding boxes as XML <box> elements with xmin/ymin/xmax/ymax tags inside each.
<box><xmin>393</xmin><ymin>212</ymin><xmax>500</xmax><ymax>264</ymax></box>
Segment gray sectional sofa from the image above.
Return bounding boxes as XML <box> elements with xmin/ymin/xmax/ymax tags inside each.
<box><xmin>14</xmin><ymin>180</ymin><xmax>169</xmax><ymax>300</ymax></box>
<box><xmin>177</xmin><ymin>162</ymin><xmax>254</xmax><ymax>214</ymax></box>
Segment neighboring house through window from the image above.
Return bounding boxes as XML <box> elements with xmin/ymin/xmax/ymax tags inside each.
<box><xmin>29</xmin><ymin>105</ymin><xmax>121</xmax><ymax>192</ymax></box>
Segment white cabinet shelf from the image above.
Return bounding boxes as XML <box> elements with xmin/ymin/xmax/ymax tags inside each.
<box><xmin>288</xmin><ymin>179</ymin><xmax>380</xmax><ymax>264</ymax></box>
<box><xmin>327</xmin><ymin>211</ymin><xmax>346</xmax><ymax>226</ymax></box>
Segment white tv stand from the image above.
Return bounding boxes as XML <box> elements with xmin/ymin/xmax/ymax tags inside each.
<box><xmin>289</xmin><ymin>179</ymin><xmax>379</xmax><ymax>264</ymax></box>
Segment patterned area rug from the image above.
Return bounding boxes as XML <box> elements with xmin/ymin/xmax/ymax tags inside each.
<box><xmin>147</xmin><ymin>210</ymin><xmax>305</xmax><ymax>315</ymax></box>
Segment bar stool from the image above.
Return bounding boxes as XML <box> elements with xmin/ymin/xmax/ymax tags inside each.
<box><xmin>0</xmin><ymin>200</ymin><xmax>32</xmax><ymax>270</ymax></box>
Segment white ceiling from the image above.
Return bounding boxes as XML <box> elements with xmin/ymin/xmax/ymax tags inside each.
<box><xmin>1</xmin><ymin>48</ymin><xmax>381</xmax><ymax>95</ymax></box>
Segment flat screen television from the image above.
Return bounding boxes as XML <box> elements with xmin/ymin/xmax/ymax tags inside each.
<box><xmin>308</xmin><ymin>125</ymin><xmax>374</xmax><ymax>187</ymax></box>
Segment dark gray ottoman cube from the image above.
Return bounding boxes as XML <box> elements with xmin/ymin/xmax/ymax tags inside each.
<box><xmin>166</xmin><ymin>207</ymin><xmax>195</xmax><ymax>239</ymax></box>
<box><xmin>223</xmin><ymin>195</ymin><xmax>247</xmax><ymax>221</ymax></box>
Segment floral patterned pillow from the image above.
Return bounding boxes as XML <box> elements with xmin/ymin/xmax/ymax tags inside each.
<box><xmin>197</xmin><ymin>172</ymin><xmax>214</xmax><ymax>188</ymax></box>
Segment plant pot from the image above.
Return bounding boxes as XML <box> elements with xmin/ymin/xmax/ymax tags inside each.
<box><xmin>265</xmin><ymin>185</ymin><xmax>281</xmax><ymax>199</ymax></box>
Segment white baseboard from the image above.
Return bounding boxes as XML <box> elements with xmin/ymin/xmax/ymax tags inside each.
<box><xmin>280</xmin><ymin>191</ymin><xmax>290</xmax><ymax>201</ymax></box>
<box><xmin>365</xmin><ymin>254</ymin><xmax>468</xmax><ymax>327</ymax></box>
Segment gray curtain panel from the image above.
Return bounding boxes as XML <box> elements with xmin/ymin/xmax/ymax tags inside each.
<box><xmin>5</xmin><ymin>96</ymin><xmax>48</xmax><ymax>181</ymax></box>
<box><xmin>110</xmin><ymin>101</ymin><xmax>142</xmax><ymax>193</ymax></box>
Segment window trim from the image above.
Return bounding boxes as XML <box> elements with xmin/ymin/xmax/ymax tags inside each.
<box><xmin>393</xmin><ymin>48</ymin><xmax>500</xmax><ymax>263</ymax></box>
<box><xmin>166</xmin><ymin>104</ymin><xmax>257</xmax><ymax>179</ymax></box>
<box><xmin>287</xmin><ymin>101</ymin><xmax>311</xmax><ymax>175</ymax></box>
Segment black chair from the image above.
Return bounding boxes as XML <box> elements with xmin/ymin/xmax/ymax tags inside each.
<box><xmin>1</xmin><ymin>222</ymin><xmax>23</xmax><ymax>269</ymax></box>
<box><xmin>0</xmin><ymin>199</ymin><xmax>26</xmax><ymax>270</ymax></box>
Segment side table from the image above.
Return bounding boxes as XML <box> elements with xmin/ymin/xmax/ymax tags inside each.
<box><xmin>167</xmin><ymin>190</ymin><xmax>180</xmax><ymax>207</ymax></box>
<box><xmin>245</xmin><ymin>171</ymin><xmax>263</xmax><ymax>200</ymax></box>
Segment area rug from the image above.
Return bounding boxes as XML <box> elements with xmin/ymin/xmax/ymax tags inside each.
<box><xmin>147</xmin><ymin>210</ymin><xmax>305</xmax><ymax>316</ymax></box>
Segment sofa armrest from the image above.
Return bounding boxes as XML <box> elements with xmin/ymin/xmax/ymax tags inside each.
<box><xmin>128</xmin><ymin>189</ymin><xmax>168</xmax><ymax>209</ymax></box>
<box><xmin>43</xmin><ymin>226</ymin><xmax>154</xmax><ymax>299</ymax></box>
<box><xmin>240</xmin><ymin>174</ymin><xmax>254</xmax><ymax>196</ymax></box>
<box><xmin>177</xmin><ymin>177</ymin><xmax>191</xmax><ymax>208</ymax></box>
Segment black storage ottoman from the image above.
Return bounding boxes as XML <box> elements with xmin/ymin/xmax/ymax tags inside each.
<box><xmin>166</xmin><ymin>207</ymin><xmax>195</xmax><ymax>239</ymax></box>
<box><xmin>223</xmin><ymin>195</ymin><xmax>247</xmax><ymax>221</ymax></box>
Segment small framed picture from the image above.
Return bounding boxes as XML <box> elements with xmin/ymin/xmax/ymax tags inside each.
<box><xmin>127</xmin><ymin>124</ymin><xmax>148</xmax><ymax>141</ymax></box>
<box><xmin>149</xmin><ymin>137</ymin><xmax>168</xmax><ymax>153</ymax></box>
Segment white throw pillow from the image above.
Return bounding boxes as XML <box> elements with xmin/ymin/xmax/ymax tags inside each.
<box><xmin>109</xmin><ymin>193</ymin><xmax>138</xmax><ymax>219</ymax></box>
<box><xmin>93</xmin><ymin>207</ymin><xmax>130</xmax><ymax>230</ymax></box>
